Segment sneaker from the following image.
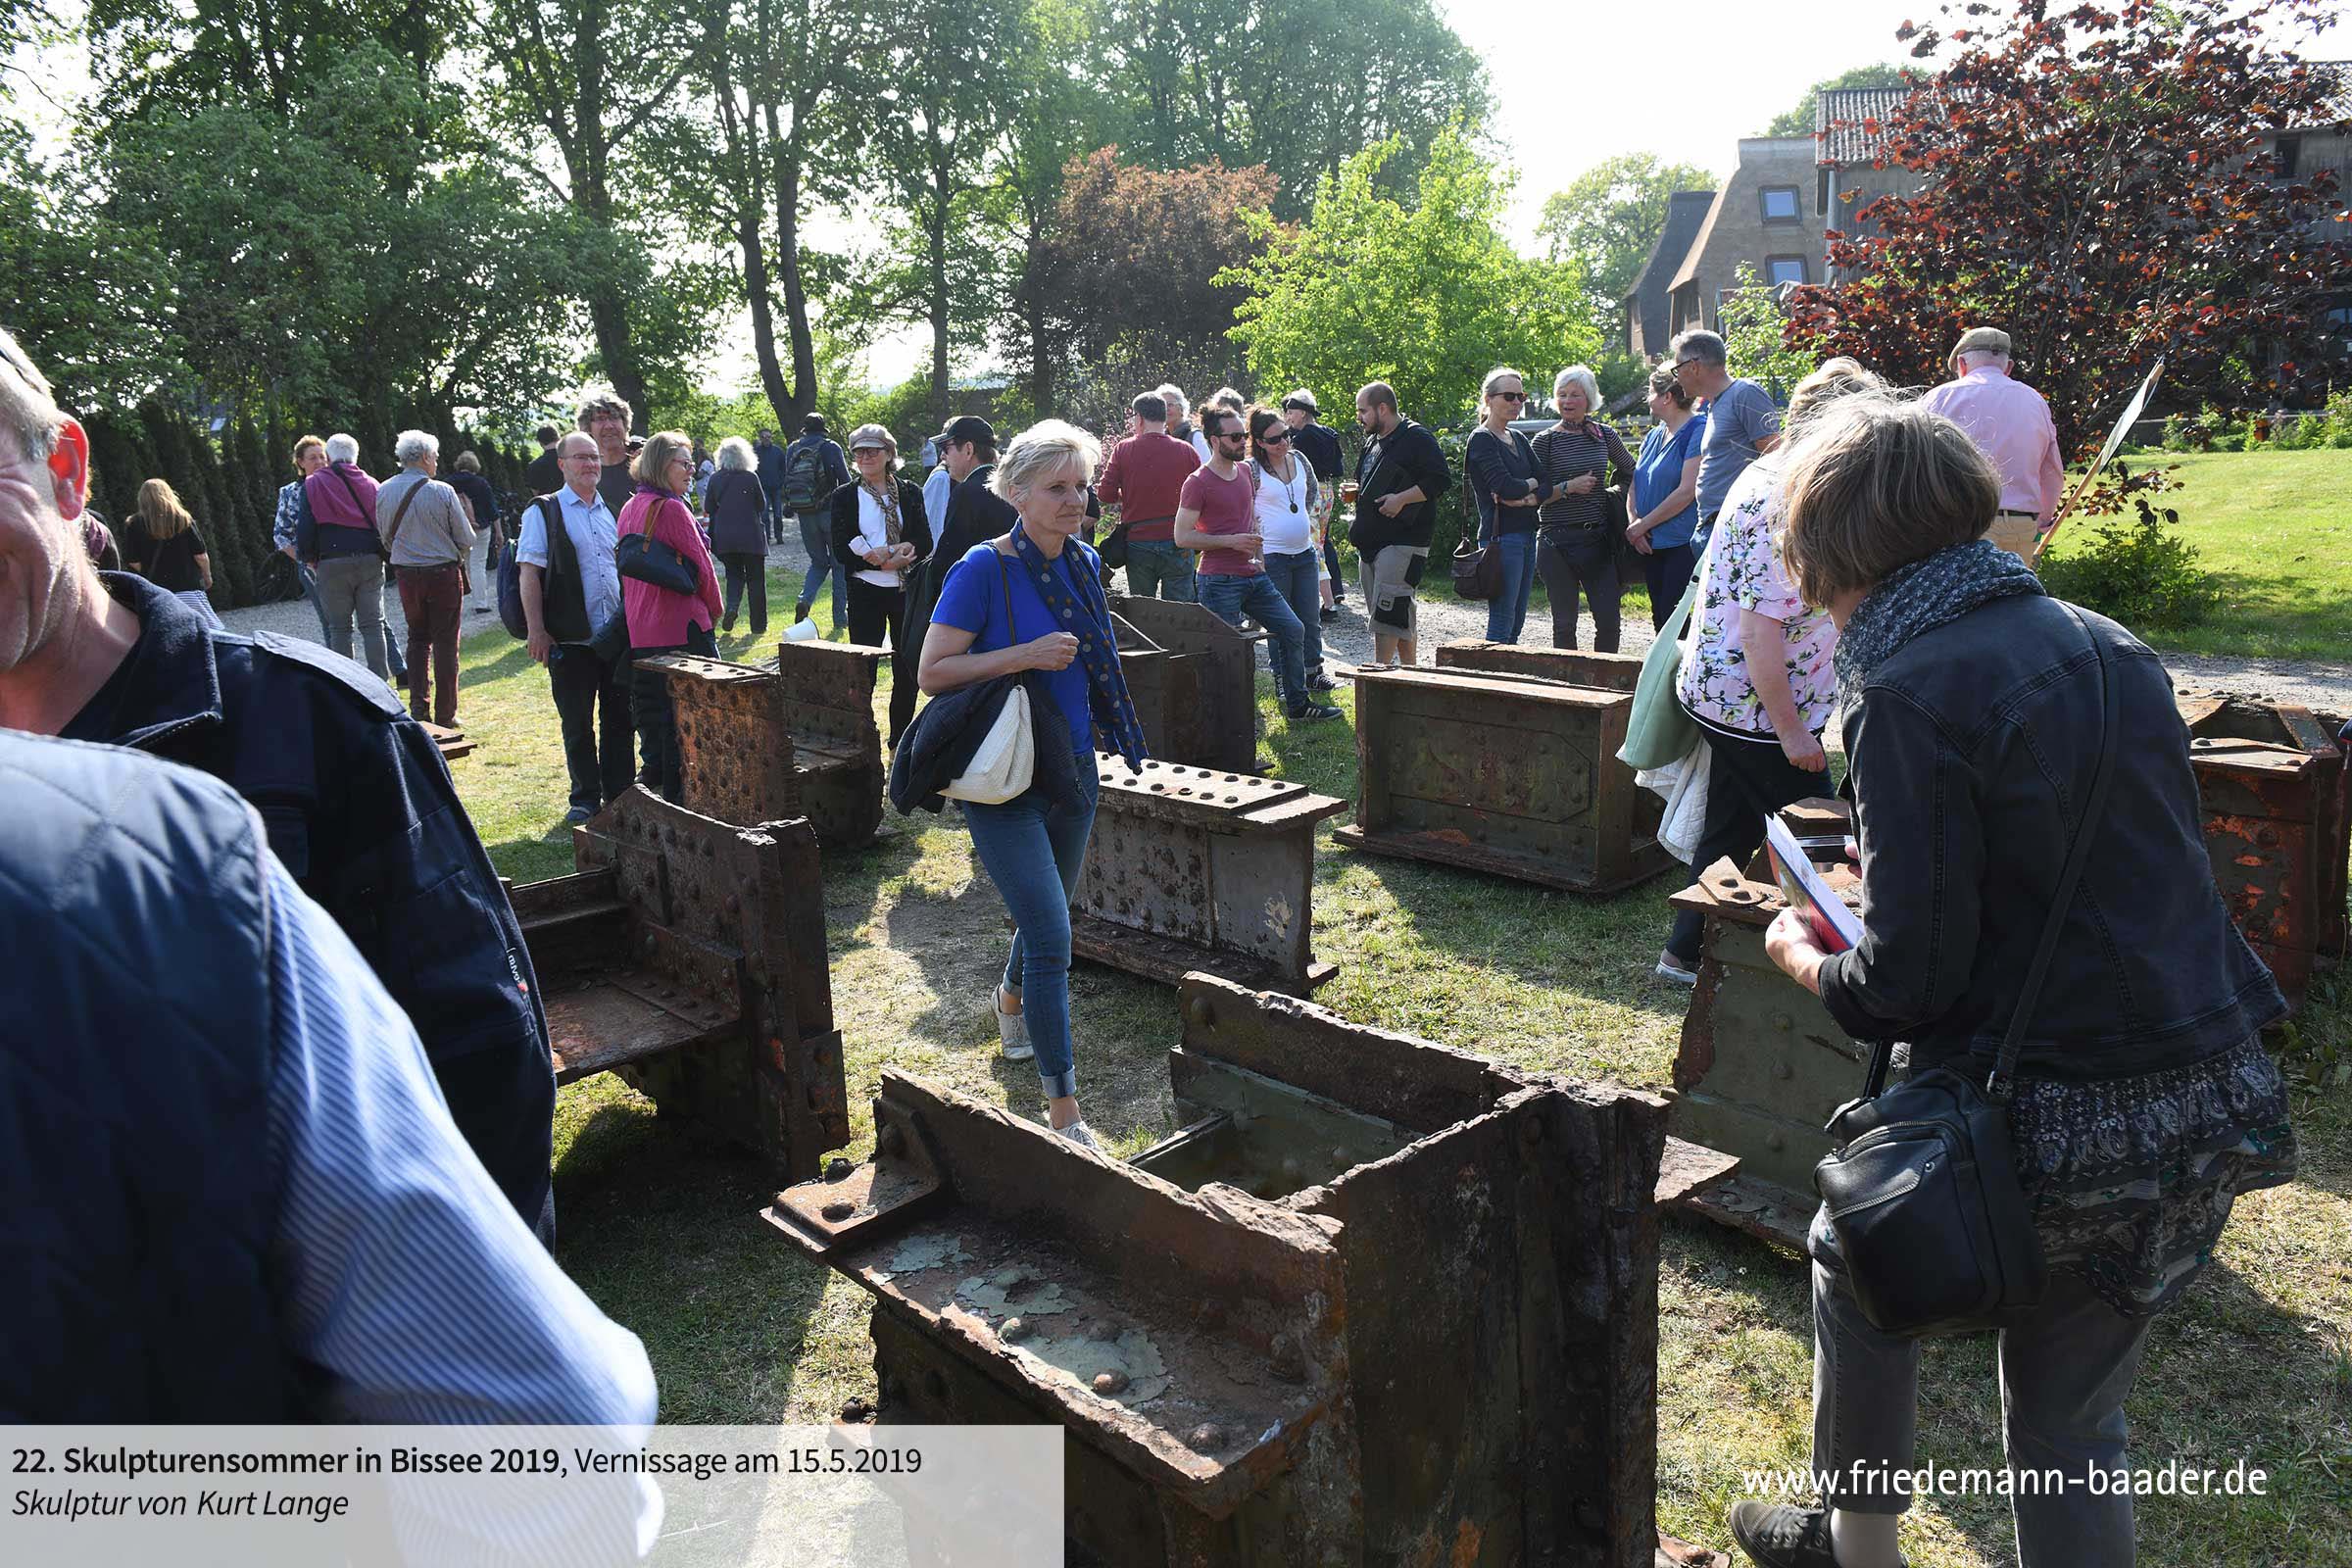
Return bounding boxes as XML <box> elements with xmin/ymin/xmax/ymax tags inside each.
<box><xmin>1306</xmin><ymin>671</ymin><xmax>1339</xmax><ymax>692</ymax></box>
<box><xmin>1726</xmin><ymin>1503</ymin><xmax>1895</xmax><ymax>1568</ymax></box>
<box><xmin>1655</xmin><ymin>948</ymin><xmax>1699</xmax><ymax>987</ymax></box>
<box><xmin>1319</xmin><ymin>607</ymin><xmax>1338</xmax><ymax>623</ymax></box>
<box><xmin>1054</xmin><ymin>1120</ymin><xmax>1103</xmax><ymax>1152</ymax></box>
<box><xmin>996</xmin><ymin>993</ymin><xmax>1034</xmax><ymax>1062</ymax></box>
<box><xmin>1285</xmin><ymin>702</ymin><xmax>1344</xmax><ymax>723</ymax></box>
<box><xmin>563</xmin><ymin>805</ymin><xmax>595</xmax><ymax>827</ymax></box>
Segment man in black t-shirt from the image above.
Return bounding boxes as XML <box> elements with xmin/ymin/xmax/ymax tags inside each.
<box><xmin>575</xmin><ymin>387</ymin><xmax>635</xmax><ymax>513</ymax></box>
<box><xmin>1350</xmin><ymin>381</ymin><xmax>1450</xmax><ymax>666</ymax></box>
<box><xmin>523</xmin><ymin>423</ymin><xmax>562</xmax><ymax>497</ymax></box>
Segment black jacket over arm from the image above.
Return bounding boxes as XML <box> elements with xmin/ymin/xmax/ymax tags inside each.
<box><xmin>830</xmin><ymin>478</ymin><xmax>932</xmax><ymax>576</ymax></box>
<box><xmin>1817</xmin><ymin>593</ymin><xmax>2284</xmax><ymax>1081</ymax></box>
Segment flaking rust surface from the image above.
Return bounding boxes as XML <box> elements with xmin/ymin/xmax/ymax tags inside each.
<box><xmin>851</xmin><ymin>1214</ymin><xmax>1308</xmax><ymax>1456</ymax></box>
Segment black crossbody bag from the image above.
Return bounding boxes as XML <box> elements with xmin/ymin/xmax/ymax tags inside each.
<box><xmin>1813</xmin><ymin>605</ymin><xmax>2116</xmax><ymax>1339</ymax></box>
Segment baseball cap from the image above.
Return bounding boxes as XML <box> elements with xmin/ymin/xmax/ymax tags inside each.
<box><xmin>943</xmin><ymin>415</ymin><xmax>996</xmax><ymax>448</ymax></box>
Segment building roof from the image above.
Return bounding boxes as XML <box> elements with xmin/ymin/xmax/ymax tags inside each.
<box><xmin>1627</xmin><ymin>189</ymin><xmax>1718</xmax><ymax>346</ymax></box>
<box><xmin>1668</xmin><ymin>137</ymin><xmax>1818</xmax><ymax>295</ymax></box>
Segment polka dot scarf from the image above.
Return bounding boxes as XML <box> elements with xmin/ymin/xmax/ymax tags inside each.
<box><xmin>1010</xmin><ymin>521</ymin><xmax>1148</xmax><ymax>771</ymax></box>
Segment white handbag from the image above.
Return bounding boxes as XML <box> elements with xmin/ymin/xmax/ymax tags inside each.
<box><xmin>940</xmin><ymin>684</ymin><xmax>1034</xmax><ymax>804</ymax></box>
<box><xmin>939</xmin><ymin>554</ymin><xmax>1037</xmax><ymax>805</ymax></box>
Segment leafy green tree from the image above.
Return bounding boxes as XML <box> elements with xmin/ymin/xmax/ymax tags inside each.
<box><xmin>1762</xmin><ymin>63</ymin><xmax>1910</xmax><ymax>136</ymax></box>
<box><xmin>1717</xmin><ymin>263</ymin><xmax>1815</xmax><ymax>399</ymax></box>
<box><xmin>1534</xmin><ymin>153</ymin><xmax>1714</xmax><ymax>336</ymax></box>
<box><xmin>1223</xmin><ymin>125</ymin><xmax>1596</xmax><ymax>428</ymax></box>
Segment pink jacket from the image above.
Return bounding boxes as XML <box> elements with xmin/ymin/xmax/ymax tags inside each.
<box><xmin>618</xmin><ymin>488</ymin><xmax>723</xmax><ymax>647</ymax></box>
<box><xmin>303</xmin><ymin>461</ymin><xmax>379</xmax><ymax>532</ymax></box>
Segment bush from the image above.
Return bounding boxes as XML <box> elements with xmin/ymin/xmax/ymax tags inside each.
<box><xmin>2160</xmin><ymin>414</ymin><xmax>2187</xmax><ymax>452</ymax></box>
<box><xmin>2038</xmin><ymin>498</ymin><xmax>2223</xmax><ymax>630</ymax></box>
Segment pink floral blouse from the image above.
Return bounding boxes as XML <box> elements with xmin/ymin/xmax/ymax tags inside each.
<box><xmin>1675</xmin><ymin>458</ymin><xmax>1838</xmax><ymax>737</ymax></box>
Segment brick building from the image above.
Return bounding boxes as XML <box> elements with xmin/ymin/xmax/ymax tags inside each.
<box><xmin>1621</xmin><ymin>137</ymin><xmax>1826</xmax><ymax>356</ymax></box>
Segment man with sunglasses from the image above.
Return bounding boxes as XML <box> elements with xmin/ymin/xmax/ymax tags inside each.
<box><xmin>1669</xmin><ymin>328</ymin><xmax>1780</xmax><ymax>554</ymax></box>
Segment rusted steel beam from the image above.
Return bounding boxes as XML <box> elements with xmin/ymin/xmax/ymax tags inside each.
<box><xmin>419</xmin><ymin>720</ymin><xmax>475</xmax><ymax>760</ymax></box>
<box><xmin>1073</xmin><ymin>757</ymin><xmax>1349</xmax><ymax>996</ymax></box>
<box><xmin>1436</xmin><ymin>639</ymin><xmax>1645</xmax><ymax>693</ymax></box>
<box><xmin>1663</xmin><ymin>851</ymin><xmax>1866</xmax><ymax>1254</ymax></box>
<box><xmin>1334</xmin><ymin>663</ymin><xmax>1674</xmax><ymax>894</ymax></box>
<box><xmin>510</xmin><ymin>786</ymin><xmax>849</xmax><ymax>1184</ymax></box>
<box><xmin>1109</xmin><ymin>595</ymin><xmax>1265</xmax><ymax>774</ymax></box>
<box><xmin>2178</xmin><ymin>691</ymin><xmax>2350</xmax><ymax>1007</ymax></box>
<box><xmin>645</xmin><ymin>643</ymin><xmax>891</xmax><ymax>847</ymax></box>
<box><xmin>769</xmin><ymin>973</ymin><xmax>1673</xmax><ymax>1567</ymax></box>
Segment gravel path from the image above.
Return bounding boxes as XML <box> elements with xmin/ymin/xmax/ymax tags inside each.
<box><xmin>221</xmin><ymin>535</ymin><xmax>2352</xmax><ymax>721</ymax></box>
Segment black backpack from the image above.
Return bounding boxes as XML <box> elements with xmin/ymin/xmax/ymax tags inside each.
<box><xmin>781</xmin><ymin>441</ymin><xmax>834</xmax><ymax>512</ymax></box>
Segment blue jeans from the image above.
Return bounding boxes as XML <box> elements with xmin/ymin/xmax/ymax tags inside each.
<box><xmin>1261</xmin><ymin>549</ymin><xmax>1324</xmax><ymax>676</ymax></box>
<box><xmin>1808</xmin><ymin>1206</ymin><xmax>2154</xmax><ymax>1565</ymax></box>
<box><xmin>1198</xmin><ymin>570</ymin><xmax>1308</xmax><ymax>710</ymax></box>
<box><xmin>961</xmin><ymin>760</ymin><xmax>1101</xmax><ymax>1100</ymax></box>
<box><xmin>1123</xmin><ymin>538</ymin><xmax>1196</xmax><ymax>602</ymax></box>
<box><xmin>794</xmin><ymin>511</ymin><xmax>843</xmax><ymax>626</ymax></box>
<box><xmin>763</xmin><ymin>484</ymin><xmax>787</xmax><ymax>542</ymax></box>
<box><xmin>1483</xmin><ymin>529</ymin><xmax>1538</xmax><ymax>643</ymax></box>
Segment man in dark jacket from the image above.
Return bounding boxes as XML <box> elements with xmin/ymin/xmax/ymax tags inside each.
<box><xmin>901</xmin><ymin>417</ymin><xmax>1015</xmax><ymax>673</ymax></box>
<box><xmin>755</xmin><ymin>427</ymin><xmax>789</xmax><ymax>543</ymax></box>
<box><xmin>0</xmin><ymin>325</ymin><xmax>559</xmax><ymax>1245</ymax></box>
<box><xmin>524</xmin><ymin>421</ymin><xmax>563</xmax><ymax>495</ymax></box>
<box><xmin>1351</xmin><ymin>380</ymin><xmax>1451</xmax><ymax>665</ymax></box>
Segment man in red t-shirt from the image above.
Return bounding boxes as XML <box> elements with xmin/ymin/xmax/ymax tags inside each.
<box><xmin>1096</xmin><ymin>391</ymin><xmax>1200</xmax><ymax>602</ymax></box>
<box><xmin>1174</xmin><ymin>406</ymin><xmax>1340</xmax><ymax>723</ymax></box>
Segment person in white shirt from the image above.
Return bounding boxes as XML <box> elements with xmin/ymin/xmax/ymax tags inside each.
<box><xmin>828</xmin><ymin>423</ymin><xmax>934</xmax><ymax>744</ymax></box>
<box><xmin>1246</xmin><ymin>405</ymin><xmax>1335</xmax><ymax>691</ymax></box>
<box><xmin>518</xmin><ymin>432</ymin><xmax>632</xmax><ymax>824</ymax></box>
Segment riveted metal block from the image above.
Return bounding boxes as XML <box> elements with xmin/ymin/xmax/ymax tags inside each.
<box><xmin>1108</xmin><ymin>596</ymin><xmax>1265</xmax><ymax>774</ymax></box>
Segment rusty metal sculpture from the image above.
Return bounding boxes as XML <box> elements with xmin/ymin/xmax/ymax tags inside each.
<box><xmin>510</xmin><ymin>785</ymin><xmax>849</xmax><ymax>1183</ymax></box>
<box><xmin>647</xmin><ymin>641</ymin><xmax>891</xmax><ymax>847</ymax></box>
<box><xmin>1108</xmin><ymin>595</ymin><xmax>1264</xmax><ymax>774</ymax></box>
<box><xmin>1334</xmin><ymin>662</ymin><xmax>1674</xmax><ymax>894</ymax></box>
<box><xmin>1074</xmin><ymin>757</ymin><xmax>1348</xmax><ymax>996</ymax></box>
<box><xmin>768</xmin><ymin>972</ymin><xmax>1715</xmax><ymax>1568</ymax></box>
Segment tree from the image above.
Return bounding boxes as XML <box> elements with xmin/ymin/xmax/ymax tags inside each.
<box><xmin>1717</xmin><ymin>263</ymin><xmax>1814</xmax><ymax>399</ymax></box>
<box><xmin>1534</xmin><ymin>153</ymin><xmax>1714</xmax><ymax>335</ymax></box>
<box><xmin>1762</xmin><ymin>63</ymin><xmax>1911</xmax><ymax>137</ymax></box>
<box><xmin>1223</xmin><ymin>125</ymin><xmax>1597</xmax><ymax>428</ymax></box>
<box><xmin>1783</xmin><ymin>0</ymin><xmax>2351</xmax><ymax>460</ymax></box>
<box><xmin>1024</xmin><ymin>148</ymin><xmax>1278</xmax><ymax>429</ymax></box>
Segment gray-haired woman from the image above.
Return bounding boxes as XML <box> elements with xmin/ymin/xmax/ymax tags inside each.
<box><xmin>1730</xmin><ymin>392</ymin><xmax>2295</xmax><ymax>1568</ymax></box>
<box><xmin>1529</xmin><ymin>364</ymin><xmax>1636</xmax><ymax>650</ymax></box>
<box><xmin>915</xmin><ymin>419</ymin><xmax>1149</xmax><ymax>1152</ymax></box>
<box><xmin>706</xmin><ymin>436</ymin><xmax>768</xmax><ymax>636</ymax></box>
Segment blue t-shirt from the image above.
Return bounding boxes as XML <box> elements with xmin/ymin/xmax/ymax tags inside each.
<box><xmin>1695</xmin><ymin>378</ymin><xmax>1782</xmax><ymax>520</ymax></box>
<box><xmin>1634</xmin><ymin>416</ymin><xmax>1704</xmax><ymax>551</ymax></box>
<box><xmin>931</xmin><ymin>540</ymin><xmax>1103</xmax><ymax>758</ymax></box>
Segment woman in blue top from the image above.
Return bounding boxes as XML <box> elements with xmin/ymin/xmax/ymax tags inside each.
<box><xmin>916</xmin><ymin>419</ymin><xmax>1147</xmax><ymax>1153</ymax></box>
<box><xmin>1628</xmin><ymin>367</ymin><xmax>1705</xmax><ymax>629</ymax></box>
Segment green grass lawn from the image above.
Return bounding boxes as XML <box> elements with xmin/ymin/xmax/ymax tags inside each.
<box><xmin>446</xmin><ymin>557</ymin><xmax>2352</xmax><ymax>1567</ymax></box>
<box><xmin>2057</xmin><ymin>447</ymin><xmax>2352</xmax><ymax>662</ymax></box>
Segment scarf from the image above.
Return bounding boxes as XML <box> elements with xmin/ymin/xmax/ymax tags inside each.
<box><xmin>863</xmin><ymin>479</ymin><xmax>904</xmax><ymax>549</ymax></box>
<box><xmin>1009</xmin><ymin>521</ymin><xmax>1148</xmax><ymax>772</ymax></box>
<box><xmin>1833</xmin><ymin>538</ymin><xmax>2045</xmax><ymax>711</ymax></box>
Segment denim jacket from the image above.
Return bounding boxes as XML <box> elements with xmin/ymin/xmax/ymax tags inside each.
<box><xmin>1817</xmin><ymin>593</ymin><xmax>2284</xmax><ymax>1080</ymax></box>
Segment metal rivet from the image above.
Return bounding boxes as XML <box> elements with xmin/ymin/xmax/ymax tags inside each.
<box><xmin>821</xmin><ymin>1200</ymin><xmax>854</xmax><ymax>1221</ymax></box>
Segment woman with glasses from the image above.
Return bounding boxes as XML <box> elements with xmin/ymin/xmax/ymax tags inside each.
<box><xmin>1529</xmin><ymin>365</ymin><xmax>1637</xmax><ymax>651</ymax></box>
<box><xmin>1246</xmin><ymin>406</ymin><xmax>1335</xmax><ymax>690</ymax></box>
<box><xmin>1463</xmin><ymin>367</ymin><xmax>1560</xmax><ymax>644</ymax></box>
<box><xmin>619</xmin><ymin>429</ymin><xmax>723</xmax><ymax>803</ymax></box>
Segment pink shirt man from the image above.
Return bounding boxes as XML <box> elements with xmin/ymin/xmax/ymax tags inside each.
<box><xmin>1923</xmin><ymin>362</ymin><xmax>2065</xmax><ymax>524</ymax></box>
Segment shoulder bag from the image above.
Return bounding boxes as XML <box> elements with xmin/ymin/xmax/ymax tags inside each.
<box><xmin>939</xmin><ymin>554</ymin><xmax>1034</xmax><ymax>805</ymax></box>
<box><xmin>1448</xmin><ymin>430</ymin><xmax>1515</xmax><ymax>602</ymax></box>
<box><xmin>1811</xmin><ymin>605</ymin><xmax>2116</xmax><ymax>1339</ymax></box>
<box><xmin>614</xmin><ymin>494</ymin><xmax>701</xmax><ymax>597</ymax></box>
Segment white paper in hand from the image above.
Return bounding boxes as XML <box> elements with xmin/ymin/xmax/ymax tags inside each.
<box><xmin>1763</xmin><ymin>813</ymin><xmax>1864</xmax><ymax>953</ymax></box>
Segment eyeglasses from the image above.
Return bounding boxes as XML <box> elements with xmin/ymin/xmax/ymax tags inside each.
<box><xmin>1493</xmin><ymin>390</ymin><xmax>1526</xmax><ymax>403</ymax></box>
<box><xmin>1671</xmin><ymin>358</ymin><xmax>1700</xmax><ymax>373</ymax></box>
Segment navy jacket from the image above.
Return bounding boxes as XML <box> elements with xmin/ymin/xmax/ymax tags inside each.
<box><xmin>61</xmin><ymin>574</ymin><xmax>558</xmax><ymax>1237</ymax></box>
<box><xmin>0</xmin><ymin>733</ymin><xmax>311</xmax><ymax>1419</ymax></box>
<box><xmin>888</xmin><ymin>670</ymin><xmax>1080</xmax><ymax>818</ymax></box>
<box><xmin>1820</xmin><ymin>594</ymin><xmax>2286</xmax><ymax>1079</ymax></box>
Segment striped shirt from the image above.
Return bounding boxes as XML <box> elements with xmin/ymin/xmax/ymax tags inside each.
<box><xmin>1530</xmin><ymin>420</ymin><xmax>1636</xmax><ymax>532</ymax></box>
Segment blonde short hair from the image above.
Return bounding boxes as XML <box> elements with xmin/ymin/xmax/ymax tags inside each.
<box><xmin>1779</xmin><ymin>394</ymin><xmax>2000</xmax><ymax>608</ymax></box>
<box><xmin>1481</xmin><ymin>366</ymin><xmax>1527</xmax><ymax>399</ymax></box>
<box><xmin>991</xmin><ymin>419</ymin><xmax>1102</xmax><ymax>503</ymax></box>
<box><xmin>631</xmin><ymin>429</ymin><xmax>694</xmax><ymax>493</ymax></box>
<box><xmin>1784</xmin><ymin>357</ymin><xmax>1885</xmax><ymax>434</ymax></box>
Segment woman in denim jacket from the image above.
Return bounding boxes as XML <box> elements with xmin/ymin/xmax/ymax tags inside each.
<box><xmin>1730</xmin><ymin>393</ymin><xmax>2295</xmax><ymax>1568</ymax></box>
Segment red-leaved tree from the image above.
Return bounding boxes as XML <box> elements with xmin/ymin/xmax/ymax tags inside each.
<box><xmin>1785</xmin><ymin>0</ymin><xmax>2351</xmax><ymax>464</ymax></box>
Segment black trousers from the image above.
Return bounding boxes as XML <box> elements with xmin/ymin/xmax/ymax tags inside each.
<box><xmin>548</xmin><ymin>643</ymin><xmax>634</xmax><ymax>813</ymax></box>
<box><xmin>847</xmin><ymin>575</ymin><xmax>916</xmax><ymax>745</ymax></box>
<box><xmin>1536</xmin><ymin>528</ymin><xmax>1621</xmax><ymax>652</ymax></box>
<box><xmin>1642</xmin><ymin>542</ymin><xmax>1699</xmax><ymax>630</ymax></box>
<box><xmin>1666</xmin><ymin>725</ymin><xmax>1833</xmax><ymax>959</ymax></box>
<box><xmin>631</xmin><ymin>623</ymin><xmax>718</xmax><ymax>804</ymax></box>
<box><xmin>720</xmin><ymin>552</ymin><xmax>767</xmax><ymax>634</ymax></box>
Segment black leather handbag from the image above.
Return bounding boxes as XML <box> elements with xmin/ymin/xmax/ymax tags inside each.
<box><xmin>614</xmin><ymin>496</ymin><xmax>701</xmax><ymax>597</ymax></box>
<box><xmin>1812</xmin><ymin>606</ymin><xmax>2116</xmax><ymax>1339</ymax></box>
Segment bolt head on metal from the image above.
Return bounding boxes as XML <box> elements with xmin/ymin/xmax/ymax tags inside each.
<box><xmin>820</xmin><ymin>1200</ymin><xmax>855</xmax><ymax>1221</ymax></box>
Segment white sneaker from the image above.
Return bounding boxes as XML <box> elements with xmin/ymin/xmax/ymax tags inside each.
<box><xmin>996</xmin><ymin>993</ymin><xmax>1034</xmax><ymax>1061</ymax></box>
<box><xmin>1655</xmin><ymin>949</ymin><xmax>1699</xmax><ymax>987</ymax></box>
<box><xmin>1054</xmin><ymin>1120</ymin><xmax>1103</xmax><ymax>1152</ymax></box>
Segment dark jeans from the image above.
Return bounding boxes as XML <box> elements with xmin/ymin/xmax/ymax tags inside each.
<box><xmin>548</xmin><ymin>643</ymin><xmax>634</xmax><ymax>814</ymax></box>
<box><xmin>720</xmin><ymin>552</ymin><xmax>768</xmax><ymax>634</ymax></box>
<box><xmin>1666</xmin><ymin>725</ymin><xmax>1832</xmax><ymax>959</ymax></box>
<box><xmin>763</xmin><ymin>484</ymin><xmax>786</xmax><ymax>543</ymax></box>
<box><xmin>1483</xmin><ymin>528</ymin><xmax>1538</xmax><ymax>644</ymax></box>
<box><xmin>1198</xmin><ymin>570</ymin><xmax>1308</xmax><ymax>710</ymax></box>
<box><xmin>847</xmin><ymin>575</ymin><xmax>916</xmax><ymax>744</ymax></box>
<box><xmin>1536</xmin><ymin>528</ymin><xmax>1620</xmax><ymax>652</ymax></box>
<box><xmin>1322</xmin><ymin>530</ymin><xmax>1346</xmax><ymax>599</ymax></box>
<box><xmin>631</xmin><ymin>623</ymin><xmax>718</xmax><ymax>803</ymax></box>
<box><xmin>395</xmin><ymin>562</ymin><xmax>464</xmax><ymax>726</ymax></box>
<box><xmin>1261</xmin><ymin>549</ymin><xmax>1324</xmax><ymax>675</ymax></box>
<box><xmin>1642</xmin><ymin>542</ymin><xmax>1699</xmax><ymax>630</ymax></box>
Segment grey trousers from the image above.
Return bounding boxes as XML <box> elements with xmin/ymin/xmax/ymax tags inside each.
<box><xmin>314</xmin><ymin>555</ymin><xmax>389</xmax><ymax>677</ymax></box>
<box><xmin>1808</xmin><ymin>1206</ymin><xmax>2154</xmax><ymax>1566</ymax></box>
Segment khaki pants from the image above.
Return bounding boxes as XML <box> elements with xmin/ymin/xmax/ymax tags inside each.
<box><xmin>1984</xmin><ymin>512</ymin><xmax>2040</xmax><ymax>560</ymax></box>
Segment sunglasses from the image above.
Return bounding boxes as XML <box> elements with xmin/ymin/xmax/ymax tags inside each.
<box><xmin>1493</xmin><ymin>390</ymin><xmax>1526</xmax><ymax>403</ymax></box>
<box><xmin>1259</xmin><ymin>429</ymin><xmax>1292</xmax><ymax>444</ymax></box>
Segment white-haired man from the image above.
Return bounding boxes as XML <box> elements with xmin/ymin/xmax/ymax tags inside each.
<box><xmin>1159</xmin><ymin>384</ymin><xmax>1209</xmax><ymax>464</ymax></box>
<box><xmin>377</xmin><ymin>429</ymin><xmax>476</xmax><ymax>728</ymax></box>
<box><xmin>1922</xmin><ymin>325</ymin><xmax>2066</xmax><ymax>559</ymax></box>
